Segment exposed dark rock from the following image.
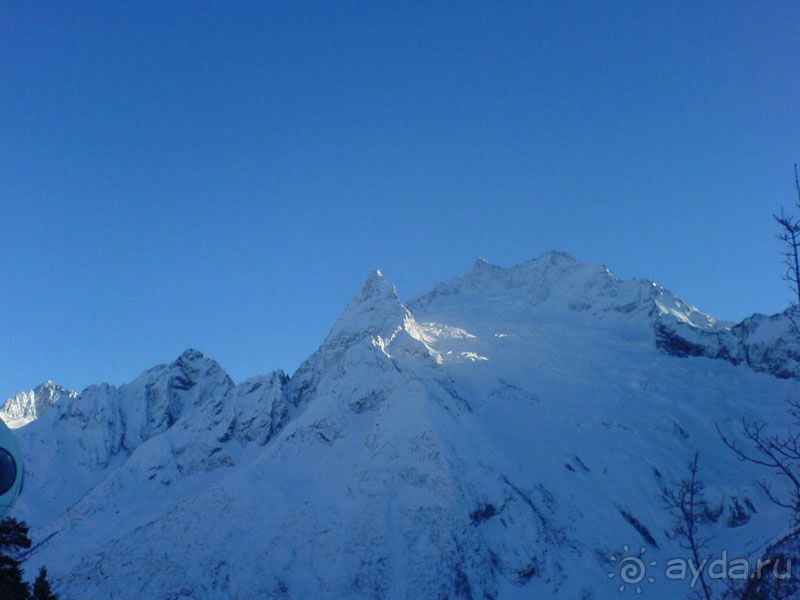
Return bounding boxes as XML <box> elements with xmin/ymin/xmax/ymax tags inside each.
<box><xmin>617</xmin><ymin>508</ymin><xmax>659</xmax><ymax>549</ymax></box>
<box><xmin>654</xmin><ymin>313</ymin><xmax>800</xmax><ymax>381</ymax></box>
<box><xmin>470</xmin><ymin>503</ymin><xmax>498</xmax><ymax>525</ymax></box>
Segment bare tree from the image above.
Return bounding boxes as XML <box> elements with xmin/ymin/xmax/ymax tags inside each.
<box><xmin>716</xmin><ymin>400</ymin><xmax>800</xmax><ymax>525</ymax></box>
<box><xmin>774</xmin><ymin>164</ymin><xmax>800</xmax><ymax>329</ymax></box>
<box><xmin>661</xmin><ymin>452</ymin><xmax>714</xmax><ymax>600</ymax></box>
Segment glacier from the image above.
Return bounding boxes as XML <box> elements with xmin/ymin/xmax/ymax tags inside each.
<box><xmin>5</xmin><ymin>251</ymin><xmax>800</xmax><ymax>599</ymax></box>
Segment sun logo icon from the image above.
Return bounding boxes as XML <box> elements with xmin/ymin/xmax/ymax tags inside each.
<box><xmin>607</xmin><ymin>545</ymin><xmax>657</xmax><ymax>593</ymax></box>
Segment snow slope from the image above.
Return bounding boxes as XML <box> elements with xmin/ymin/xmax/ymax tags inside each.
<box><xmin>11</xmin><ymin>252</ymin><xmax>800</xmax><ymax>599</ymax></box>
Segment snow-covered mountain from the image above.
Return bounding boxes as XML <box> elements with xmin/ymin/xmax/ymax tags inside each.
<box><xmin>11</xmin><ymin>252</ymin><xmax>800</xmax><ymax>599</ymax></box>
<box><xmin>0</xmin><ymin>380</ymin><xmax>77</xmax><ymax>429</ymax></box>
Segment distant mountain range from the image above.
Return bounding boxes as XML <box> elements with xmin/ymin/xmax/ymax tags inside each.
<box><xmin>6</xmin><ymin>252</ymin><xmax>799</xmax><ymax>599</ymax></box>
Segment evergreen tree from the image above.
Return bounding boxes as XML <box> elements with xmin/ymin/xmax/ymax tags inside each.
<box><xmin>0</xmin><ymin>518</ymin><xmax>31</xmax><ymax>553</ymax></box>
<box><xmin>32</xmin><ymin>566</ymin><xmax>58</xmax><ymax>600</ymax></box>
<box><xmin>0</xmin><ymin>518</ymin><xmax>31</xmax><ymax>600</ymax></box>
<box><xmin>0</xmin><ymin>554</ymin><xmax>30</xmax><ymax>600</ymax></box>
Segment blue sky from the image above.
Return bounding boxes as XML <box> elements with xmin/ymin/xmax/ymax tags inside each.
<box><xmin>1</xmin><ymin>2</ymin><xmax>798</xmax><ymax>399</ymax></box>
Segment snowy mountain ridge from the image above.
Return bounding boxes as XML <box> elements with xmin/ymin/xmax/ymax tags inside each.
<box><xmin>412</xmin><ymin>251</ymin><xmax>798</xmax><ymax>379</ymax></box>
<box><xmin>10</xmin><ymin>252</ymin><xmax>800</xmax><ymax>599</ymax></box>
<box><xmin>0</xmin><ymin>380</ymin><xmax>77</xmax><ymax>429</ymax></box>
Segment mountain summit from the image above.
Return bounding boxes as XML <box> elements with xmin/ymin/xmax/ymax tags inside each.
<box><xmin>325</xmin><ymin>269</ymin><xmax>408</xmax><ymax>345</ymax></box>
<box><xmin>10</xmin><ymin>253</ymin><xmax>800</xmax><ymax>599</ymax></box>
<box><xmin>0</xmin><ymin>381</ymin><xmax>77</xmax><ymax>429</ymax></box>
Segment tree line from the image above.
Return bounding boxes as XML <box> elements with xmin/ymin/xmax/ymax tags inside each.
<box><xmin>0</xmin><ymin>517</ymin><xmax>57</xmax><ymax>600</ymax></box>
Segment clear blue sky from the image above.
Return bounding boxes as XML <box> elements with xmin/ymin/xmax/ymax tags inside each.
<box><xmin>1</xmin><ymin>2</ymin><xmax>798</xmax><ymax>399</ymax></box>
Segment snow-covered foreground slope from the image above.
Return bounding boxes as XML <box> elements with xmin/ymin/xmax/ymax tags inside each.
<box><xmin>12</xmin><ymin>252</ymin><xmax>800</xmax><ymax>599</ymax></box>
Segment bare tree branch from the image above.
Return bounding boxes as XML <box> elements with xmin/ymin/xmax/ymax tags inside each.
<box><xmin>795</xmin><ymin>163</ymin><xmax>800</xmax><ymax>209</ymax></box>
<box><xmin>661</xmin><ymin>452</ymin><xmax>714</xmax><ymax>600</ymax></box>
<box><xmin>716</xmin><ymin>403</ymin><xmax>800</xmax><ymax>525</ymax></box>
<box><xmin>774</xmin><ymin>164</ymin><xmax>800</xmax><ymax>333</ymax></box>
